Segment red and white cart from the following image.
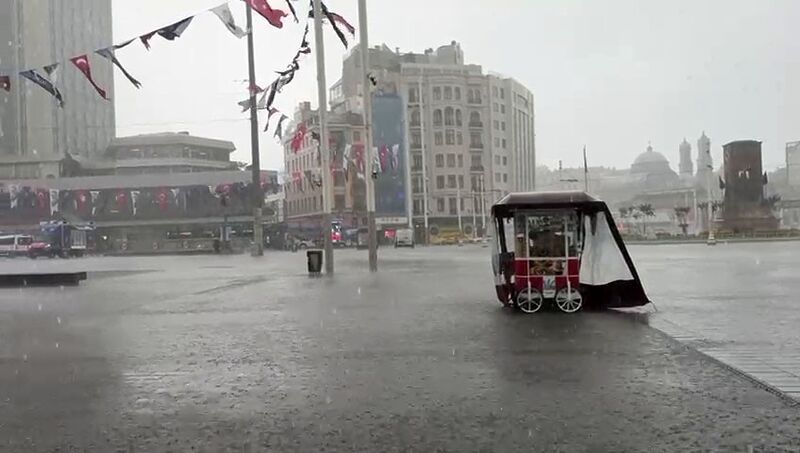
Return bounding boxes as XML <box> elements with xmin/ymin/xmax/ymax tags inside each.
<box><xmin>489</xmin><ymin>191</ymin><xmax>649</xmax><ymax>313</ymax></box>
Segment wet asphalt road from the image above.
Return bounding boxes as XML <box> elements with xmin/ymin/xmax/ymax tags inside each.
<box><xmin>1</xmin><ymin>245</ymin><xmax>800</xmax><ymax>452</ymax></box>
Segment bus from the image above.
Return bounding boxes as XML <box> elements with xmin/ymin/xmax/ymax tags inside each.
<box><xmin>0</xmin><ymin>234</ymin><xmax>33</xmax><ymax>257</ymax></box>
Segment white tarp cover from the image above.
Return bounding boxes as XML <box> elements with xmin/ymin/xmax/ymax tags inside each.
<box><xmin>579</xmin><ymin>211</ymin><xmax>634</xmax><ymax>285</ymax></box>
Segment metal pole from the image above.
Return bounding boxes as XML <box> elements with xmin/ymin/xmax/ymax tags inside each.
<box><xmin>245</xmin><ymin>4</ymin><xmax>264</xmax><ymax>256</ymax></box>
<box><xmin>456</xmin><ymin>187</ymin><xmax>462</xmax><ymax>235</ymax></box>
<box><xmin>312</xmin><ymin>0</ymin><xmax>334</xmax><ymax>273</ymax></box>
<box><xmin>471</xmin><ymin>190</ymin><xmax>477</xmax><ymax>240</ymax></box>
<box><xmin>418</xmin><ymin>74</ymin><xmax>430</xmax><ymax>245</ymax></box>
<box><xmin>359</xmin><ymin>0</ymin><xmax>377</xmax><ymax>272</ymax></box>
<box><xmin>706</xmin><ymin>167</ymin><xmax>716</xmax><ymax>245</ymax></box>
<box><xmin>480</xmin><ymin>173</ymin><xmax>486</xmax><ymax>235</ymax></box>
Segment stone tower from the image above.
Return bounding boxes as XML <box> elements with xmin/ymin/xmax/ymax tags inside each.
<box><xmin>678</xmin><ymin>138</ymin><xmax>693</xmax><ymax>177</ymax></box>
<box><xmin>696</xmin><ymin>131</ymin><xmax>712</xmax><ymax>180</ymax></box>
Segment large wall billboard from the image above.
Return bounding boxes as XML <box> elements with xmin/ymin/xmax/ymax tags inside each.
<box><xmin>371</xmin><ymin>94</ymin><xmax>408</xmax><ymax>219</ymax></box>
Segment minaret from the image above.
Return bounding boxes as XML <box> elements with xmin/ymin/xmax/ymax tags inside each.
<box><xmin>679</xmin><ymin>138</ymin><xmax>693</xmax><ymax>177</ymax></box>
<box><xmin>696</xmin><ymin>131</ymin><xmax>712</xmax><ymax>177</ymax></box>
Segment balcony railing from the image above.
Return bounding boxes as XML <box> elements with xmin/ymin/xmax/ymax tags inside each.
<box><xmin>468</xmin><ymin>121</ymin><xmax>483</xmax><ymax>128</ymax></box>
<box><xmin>470</xmin><ymin>142</ymin><xmax>484</xmax><ymax>149</ymax></box>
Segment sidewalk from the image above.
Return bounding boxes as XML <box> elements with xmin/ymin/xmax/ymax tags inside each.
<box><xmin>0</xmin><ymin>250</ymin><xmax>798</xmax><ymax>451</ymax></box>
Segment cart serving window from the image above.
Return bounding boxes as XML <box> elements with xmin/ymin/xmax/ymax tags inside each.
<box><xmin>490</xmin><ymin>191</ymin><xmax>649</xmax><ymax>313</ymax></box>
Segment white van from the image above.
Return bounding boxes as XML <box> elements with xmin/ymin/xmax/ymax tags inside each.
<box><xmin>0</xmin><ymin>234</ymin><xmax>33</xmax><ymax>257</ymax></box>
<box><xmin>394</xmin><ymin>228</ymin><xmax>414</xmax><ymax>248</ymax></box>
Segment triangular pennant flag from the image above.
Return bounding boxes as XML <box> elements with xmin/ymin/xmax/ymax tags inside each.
<box><xmin>211</xmin><ymin>3</ymin><xmax>247</xmax><ymax>38</ymax></box>
<box><xmin>113</xmin><ymin>39</ymin><xmax>135</xmax><ymax>50</ymax></box>
<box><xmin>96</xmin><ymin>47</ymin><xmax>142</xmax><ymax>89</ymax></box>
<box><xmin>70</xmin><ymin>55</ymin><xmax>109</xmax><ymax>100</ymax></box>
<box><xmin>20</xmin><ymin>69</ymin><xmax>64</xmax><ymax>107</ymax></box>
<box><xmin>43</xmin><ymin>63</ymin><xmax>59</xmax><ymax>84</ymax></box>
<box><xmin>256</xmin><ymin>88</ymin><xmax>269</xmax><ymax>110</ymax></box>
<box><xmin>0</xmin><ymin>76</ymin><xmax>9</xmax><ymax>92</ymax></box>
<box><xmin>274</xmin><ymin>114</ymin><xmax>288</xmax><ymax>139</ymax></box>
<box><xmin>284</xmin><ymin>0</ymin><xmax>298</xmax><ymax>22</ymax></box>
<box><xmin>265</xmin><ymin>79</ymin><xmax>279</xmax><ymax>110</ymax></box>
<box><xmin>263</xmin><ymin>108</ymin><xmax>279</xmax><ymax>131</ymax></box>
<box><xmin>140</xmin><ymin>31</ymin><xmax>157</xmax><ymax>50</ymax></box>
<box><xmin>158</xmin><ymin>17</ymin><xmax>194</xmax><ymax>41</ymax></box>
<box><xmin>246</xmin><ymin>0</ymin><xmax>288</xmax><ymax>29</ymax></box>
<box><xmin>311</xmin><ymin>2</ymin><xmax>351</xmax><ymax>48</ymax></box>
<box><xmin>329</xmin><ymin>11</ymin><xmax>355</xmax><ymax>35</ymax></box>
<box><xmin>238</xmin><ymin>98</ymin><xmax>252</xmax><ymax>112</ymax></box>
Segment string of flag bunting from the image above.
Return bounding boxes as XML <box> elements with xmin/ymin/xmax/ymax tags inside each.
<box><xmin>0</xmin><ymin>0</ymin><xmax>354</xmax><ymax>145</ymax></box>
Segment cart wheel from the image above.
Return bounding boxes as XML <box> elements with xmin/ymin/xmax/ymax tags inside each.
<box><xmin>516</xmin><ymin>288</ymin><xmax>543</xmax><ymax>314</ymax></box>
<box><xmin>555</xmin><ymin>287</ymin><xmax>583</xmax><ymax>313</ymax></box>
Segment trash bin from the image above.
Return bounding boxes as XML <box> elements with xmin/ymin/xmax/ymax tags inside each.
<box><xmin>307</xmin><ymin>250</ymin><xmax>323</xmax><ymax>275</ymax></box>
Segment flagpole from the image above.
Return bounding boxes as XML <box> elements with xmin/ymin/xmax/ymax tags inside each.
<box><xmin>358</xmin><ymin>0</ymin><xmax>377</xmax><ymax>272</ymax></box>
<box><xmin>419</xmin><ymin>74</ymin><xmax>430</xmax><ymax>245</ymax></box>
<box><xmin>313</xmin><ymin>0</ymin><xmax>334</xmax><ymax>274</ymax></box>
<box><xmin>245</xmin><ymin>3</ymin><xmax>264</xmax><ymax>257</ymax></box>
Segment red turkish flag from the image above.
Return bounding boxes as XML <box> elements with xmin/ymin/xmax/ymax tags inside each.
<box><xmin>70</xmin><ymin>55</ymin><xmax>109</xmax><ymax>100</ymax></box>
<box><xmin>245</xmin><ymin>0</ymin><xmax>287</xmax><ymax>29</ymax></box>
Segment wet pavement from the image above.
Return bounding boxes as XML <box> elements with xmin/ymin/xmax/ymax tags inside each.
<box><xmin>0</xmin><ymin>245</ymin><xmax>799</xmax><ymax>452</ymax></box>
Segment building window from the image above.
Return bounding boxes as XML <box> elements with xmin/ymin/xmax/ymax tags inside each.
<box><xmin>353</xmin><ymin>131</ymin><xmax>362</xmax><ymax>142</ymax></box>
<box><xmin>434</xmin><ymin>131</ymin><xmax>443</xmax><ymax>145</ymax></box>
<box><xmin>411</xmin><ymin>131</ymin><xmax>421</xmax><ymax>148</ymax></box>
<box><xmin>455</xmin><ymin>109</ymin><xmax>462</xmax><ymax>126</ymax></box>
<box><xmin>492</xmin><ymin>86</ymin><xmax>498</xmax><ymax>96</ymax></box>
<box><xmin>433</xmin><ymin>86</ymin><xmax>442</xmax><ymax>100</ymax></box>
<box><xmin>437</xmin><ymin>175</ymin><xmax>445</xmax><ymax>189</ymax></box>
<box><xmin>458</xmin><ymin>175</ymin><xmax>464</xmax><ymax>189</ymax></box>
<box><xmin>437</xmin><ymin>198</ymin><xmax>445</xmax><ymax>213</ymax></box>
<box><xmin>457</xmin><ymin>154</ymin><xmax>463</xmax><ymax>168</ymax></box>
<box><xmin>413</xmin><ymin>176</ymin><xmax>422</xmax><ymax>192</ymax></box>
<box><xmin>471</xmin><ymin>154</ymin><xmax>482</xmax><ymax>169</ymax></box>
<box><xmin>501</xmin><ymin>122</ymin><xmax>506</xmax><ymax>131</ymax></box>
<box><xmin>500</xmin><ymin>104</ymin><xmax>505</xmax><ymax>114</ymax></box>
<box><xmin>408</xmin><ymin>87</ymin><xmax>419</xmax><ymax>102</ymax></box>
<box><xmin>413</xmin><ymin>153</ymin><xmax>423</xmax><ymax>170</ymax></box>
<box><xmin>454</xmin><ymin>87</ymin><xmax>461</xmax><ymax>100</ymax></box>
<box><xmin>495</xmin><ymin>172</ymin><xmax>501</xmax><ymax>183</ymax></box>
<box><xmin>413</xmin><ymin>199</ymin><xmax>423</xmax><ymax>215</ymax></box>
<box><xmin>446</xmin><ymin>129</ymin><xmax>455</xmax><ymax>145</ymax></box>
<box><xmin>503</xmin><ymin>173</ymin><xmax>508</xmax><ymax>183</ymax></box>
<box><xmin>502</xmin><ymin>156</ymin><xmax>507</xmax><ymax>165</ymax></box>
<box><xmin>502</xmin><ymin>138</ymin><xmax>507</xmax><ymax>149</ymax></box>
<box><xmin>470</xmin><ymin>132</ymin><xmax>483</xmax><ymax>148</ymax></box>
<box><xmin>447</xmin><ymin>153</ymin><xmax>456</xmax><ymax>167</ymax></box>
<box><xmin>444</xmin><ymin>107</ymin><xmax>454</xmax><ymax>126</ymax></box>
<box><xmin>449</xmin><ymin>197</ymin><xmax>457</xmax><ymax>215</ymax></box>
<box><xmin>444</xmin><ymin>86</ymin><xmax>452</xmax><ymax>100</ymax></box>
<box><xmin>471</xmin><ymin>175</ymin><xmax>479</xmax><ymax>191</ymax></box>
<box><xmin>500</xmin><ymin>88</ymin><xmax>505</xmax><ymax>99</ymax></box>
<box><xmin>447</xmin><ymin>175</ymin><xmax>456</xmax><ymax>188</ymax></box>
<box><xmin>456</xmin><ymin>132</ymin><xmax>463</xmax><ymax>145</ymax></box>
<box><xmin>494</xmin><ymin>137</ymin><xmax>500</xmax><ymax>147</ymax></box>
<box><xmin>435</xmin><ymin>154</ymin><xmax>444</xmax><ymax>167</ymax></box>
<box><xmin>469</xmin><ymin>111</ymin><xmax>481</xmax><ymax>126</ymax></box>
<box><xmin>460</xmin><ymin>198</ymin><xmax>466</xmax><ymax>212</ymax></box>
<box><xmin>433</xmin><ymin>109</ymin><xmax>443</xmax><ymax>126</ymax></box>
<box><xmin>411</xmin><ymin>109</ymin><xmax>421</xmax><ymax>126</ymax></box>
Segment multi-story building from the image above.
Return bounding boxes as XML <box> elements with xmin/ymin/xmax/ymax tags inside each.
<box><xmin>283</xmin><ymin>101</ymin><xmax>365</xmax><ymax>232</ymax></box>
<box><xmin>335</xmin><ymin>41</ymin><xmax>535</xmax><ymax>235</ymax></box>
<box><xmin>0</xmin><ymin>0</ymin><xmax>115</xmax><ymax>161</ymax></box>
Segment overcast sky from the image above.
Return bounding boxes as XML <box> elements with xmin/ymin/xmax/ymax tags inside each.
<box><xmin>111</xmin><ymin>0</ymin><xmax>800</xmax><ymax>172</ymax></box>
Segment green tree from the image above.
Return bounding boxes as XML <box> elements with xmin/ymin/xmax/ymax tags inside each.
<box><xmin>637</xmin><ymin>203</ymin><xmax>655</xmax><ymax>235</ymax></box>
<box><xmin>673</xmin><ymin>206</ymin><xmax>691</xmax><ymax>236</ymax></box>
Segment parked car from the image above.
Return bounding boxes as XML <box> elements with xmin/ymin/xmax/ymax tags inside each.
<box><xmin>394</xmin><ymin>228</ymin><xmax>415</xmax><ymax>248</ymax></box>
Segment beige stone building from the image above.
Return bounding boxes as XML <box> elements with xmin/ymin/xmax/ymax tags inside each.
<box><xmin>333</xmin><ymin>41</ymin><xmax>535</xmax><ymax>233</ymax></box>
